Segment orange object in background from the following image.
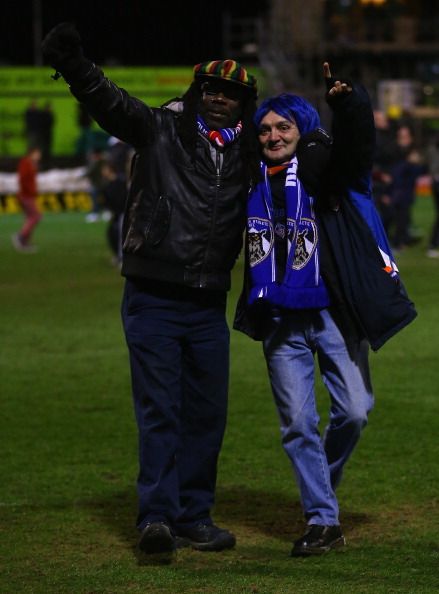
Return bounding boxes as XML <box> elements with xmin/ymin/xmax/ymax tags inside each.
<box><xmin>416</xmin><ymin>175</ymin><xmax>432</xmax><ymax>198</ymax></box>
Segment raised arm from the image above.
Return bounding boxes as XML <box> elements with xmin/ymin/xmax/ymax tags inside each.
<box><xmin>42</xmin><ymin>23</ymin><xmax>153</xmax><ymax>148</ymax></box>
<box><xmin>323</xmin><ymin>61</ymin><xmax>375</xmax><ymax>192</ymax></box>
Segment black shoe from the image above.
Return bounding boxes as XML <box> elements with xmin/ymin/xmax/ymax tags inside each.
<box><xmin>138</xmin><ymin>522</ymin><xmax>176</xmax><ymax>554</ymax></box>
<box><xmin>291</xmin><ymin>525</ymin><xmax>345</xmax><ymax>557</ymax></box>
<box><xmin>176</xmin><ymin>522</ymin><xmax>236</xmax><ymax>552</ymax></box>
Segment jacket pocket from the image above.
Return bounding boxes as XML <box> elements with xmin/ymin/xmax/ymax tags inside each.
<box><xmin>123</xmin><ymin>191</ymin><xmax>172</xmax><ymax>252</ymax></box>
<box><xmin>142</xmin><ymin>193</ymin><xmax>172</xmax><ymax>246</ymax></box>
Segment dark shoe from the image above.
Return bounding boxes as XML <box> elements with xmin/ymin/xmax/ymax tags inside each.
<box><xmin>291</xmin><ymin>525</ymin><xmax>345</xmax><ymax>557</ymax></box>
<box><xmin>138</xmin><ymin>522</ymin><xmax>175</xmax><ymax>554</ymax></box>
<box><xmin>176</xmin><ymin>522</ymin><xmax>236</xmax><ymax>552</ymax></box>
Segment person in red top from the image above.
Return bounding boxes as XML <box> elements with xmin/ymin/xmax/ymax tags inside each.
<box><xmin>12</xmin><ymin>146</ymin><xmax>42</xmax><ymax>252</ymax></box>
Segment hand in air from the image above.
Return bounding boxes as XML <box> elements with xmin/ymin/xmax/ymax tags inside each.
<box><xmin>41</xmin><ymin>22</ymin><xmax>83</xmax><ymax>70</ymax></box>
<box><xmin>323</xmin><ymin>62</ymin><xmax>352</xmax><ymax>96</ymax></box>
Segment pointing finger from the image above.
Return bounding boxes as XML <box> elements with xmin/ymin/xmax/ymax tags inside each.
<box><xmin>323</xmin><ymin>62</ymin><xmax>332</xmax><ymax>79</ymax></box>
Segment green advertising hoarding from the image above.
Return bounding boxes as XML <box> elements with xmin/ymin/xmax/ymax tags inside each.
<box><xmin>0</xmin><ymin>66</ymin><xmax>194</xmax><ymax>157</ymax></box>
<box><xmin>0</xmin><ymin>65</ymin><xmax>265</xmax><ymax>158</ymax></box>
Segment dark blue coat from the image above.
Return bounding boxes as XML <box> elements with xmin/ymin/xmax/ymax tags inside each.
<box><xmin>234</xmin><ymin>80</ymin><xmax>417</xmax><ymax>351</ymax></box>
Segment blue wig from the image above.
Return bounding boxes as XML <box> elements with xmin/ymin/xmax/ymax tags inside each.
<box><xmin>254</xmin><ymin>93</ymin><xmax>320</xmax><ymax>136</ymax></box>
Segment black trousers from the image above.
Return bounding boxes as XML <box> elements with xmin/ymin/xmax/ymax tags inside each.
<box><xmin>121</xmin><ymin>279</ymin><xmax>229</xmax><ymax>532</ymax></box>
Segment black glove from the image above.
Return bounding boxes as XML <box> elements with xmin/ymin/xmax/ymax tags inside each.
<box><xmin>296</xmin><ymin>127</ymin><xmax>332</xmax><ymax>197</ymax></box>
<box><xmin>41</xmin><ymin>22</ymin><xmax>87</xmax><ymax>79</ymax></box>
<box><xmin>325</xmin><ymin>76</ymin><xmax>354</xmax><ymax>108</ymax></box>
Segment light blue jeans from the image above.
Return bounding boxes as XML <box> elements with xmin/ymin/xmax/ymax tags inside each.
<box><xmin>263</xmin><ymin>307</ymin><xmax>374</xmax><ymax>526</ymax></box>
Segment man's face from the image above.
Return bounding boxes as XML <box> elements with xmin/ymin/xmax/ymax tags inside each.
<box><xmin>258</xmin><ymin>110</ymin><xmax>301</xmax><ymax>164</ymax></box>
<box><xmin>198</xmin><ymin>79</ymin><xmax>245</xmax><ymax>130</ymax></box>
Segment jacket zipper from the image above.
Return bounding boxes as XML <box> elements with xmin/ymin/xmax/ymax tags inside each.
<box><xmin>200</xmin><ymin>149</ymin><xmax>222</xmax><ymax>287</ymax></box>
<box><xmin>215</xmin><ymin>150</ymin><xmax>221</xmax><ymax>188</ymax></box>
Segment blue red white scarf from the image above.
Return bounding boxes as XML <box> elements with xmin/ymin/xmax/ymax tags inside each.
<box><xmin>197</xmin><ymin>115</ymin><xmax>242</xmax><ymax>147</ymax></box>
<box><xmin>247</xmin><ymin>157</ymin><xmax>330</xmax><ymax>310</ymax></box>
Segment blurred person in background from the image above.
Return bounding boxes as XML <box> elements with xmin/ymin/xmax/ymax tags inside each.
<box><xmin>425</xmin><ymin>133</ymin><xmax>439</xmax><ymax>258</ymax></box>
<box><xmin>371</xmin><ymin>110</ymin><xmax>396</xmax><ymax>234</ymax></box>
<box><xmin>100</xmin><ymin>160</ymin><xmax>127</xmax><ymax>266</ymax></box>
<box><xmin>42</xmin><ymin>22</ymin><xmax>261</xmax><ymax>556</ymax></box>
<box><xmin>102</xmin><ymin>138</ymin><xmax>134</xmax><ymax>265</ymax></box>
<box><xmin>386</xmin><ymin>124</ymin><xmax>426</xmax><ymax>251</ymax></box>
<box><xmin>75</xmin><ymin>103</ymin><xmax>110</xmax><ymax>166</ymax></box>
<box><xmin>24</xmin><ymin>101</ymin><xmax>54</xmax><ymax>170</ymax></box>
<box><xmin>24</xmin><ymin>100</ymin><xmax>41</xmax><ymax>149</ymax></box>
<box><xmin>234</xmin><ymin>63</ymin><xmax>417</xmax><ymax>557</ymax></box>
<box><xmin>84</xmin><ymin>147</ymin><xmax>108</xmax><ymax>223</ymax></box>
<box><xmin>107</xmin><ymin>136</ymin><xmax>134</xmax><ymax>186</ymax></box>
<box><xmin>39</xmin><ymin>101</ymin><xmax>55</xmax><ymax>170</ymax></box>
<box><xmin>11</xmin><ymin>146</ymin><xmax>42</xmax><ymax>253</ymax></box>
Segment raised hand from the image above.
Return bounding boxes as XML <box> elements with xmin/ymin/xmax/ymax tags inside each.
<box><xmin>41</xmin><ymin>22</ymin><xmax>84</xmax><ymax>73</ymax></box>
<box><xmin>323</xmin><ymin>61</ymin><xmax>352</xmax><ymax>96</ymax></box>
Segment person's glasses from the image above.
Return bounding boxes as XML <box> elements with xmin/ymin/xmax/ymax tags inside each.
<box><xmin>201</xmin><ymin>81</ymin><xmax>244</xmax><ymax>102</ymax></box>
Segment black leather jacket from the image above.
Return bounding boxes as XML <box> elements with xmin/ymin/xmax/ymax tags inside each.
<box><xmin>69</xmin><ymin>65</ymin><xmax>248</xmax><ymax>291</ymax></box>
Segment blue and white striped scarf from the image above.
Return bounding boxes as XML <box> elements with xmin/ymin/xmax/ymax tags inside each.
<box><xmin>247</xmin><ymin>157</ymin><xmax>330</xmax><ymax>310</ymax></box>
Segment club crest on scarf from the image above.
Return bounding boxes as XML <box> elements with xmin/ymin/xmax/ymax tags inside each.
<box><xmin>291</xmin><ymin>218</ymin><xmax>319</xmax><ymax>270</ymax></box>
<box><xmin>248</xmin><ymin>217</ymin><xmax>273</xmax><ymax>267</ymax></box>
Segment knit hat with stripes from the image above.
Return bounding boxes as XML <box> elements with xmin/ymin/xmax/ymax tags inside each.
<box><xmin>193</xmin><ymin>59</ymin><xmax>257</xmax><ymax>95</ymax></box>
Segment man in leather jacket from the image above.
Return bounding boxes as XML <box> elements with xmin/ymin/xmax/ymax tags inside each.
<box><xmin>42</xmin><ymin>22</ymin><xmax>261</xmax><ymax>555</ymax></box>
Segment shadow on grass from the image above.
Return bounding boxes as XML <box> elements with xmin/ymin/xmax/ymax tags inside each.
<box><xmin>81</xmin><ymin>483</ymin><xmax>374</xmax><ymax>555</ymax></box>
<box><xmin>215</xmin><ymin>485</ymin><xmax>373</xmax><ymax>542</ymax></box>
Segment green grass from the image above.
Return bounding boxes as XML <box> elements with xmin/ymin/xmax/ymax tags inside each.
<box><xmin>1</xmin><ymin>200</ymin><xmax>439</xmax><ymax>593</ymax></box>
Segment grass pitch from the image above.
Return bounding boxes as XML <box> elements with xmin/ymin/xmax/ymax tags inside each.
<box><xmin>1</xmin><ymin>200</ymin><xmax>439</xmax><ymax>593</ymax></box>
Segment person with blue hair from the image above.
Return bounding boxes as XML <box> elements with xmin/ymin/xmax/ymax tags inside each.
<box><xmin>254</xmin><ymin>93</ymin><xmax>321</xmax><ymax>137</ymax></box>
<box><xmin>234</xmin><ymin>63</ymin><xmax>416</xmax><ymax>556</ymax></box>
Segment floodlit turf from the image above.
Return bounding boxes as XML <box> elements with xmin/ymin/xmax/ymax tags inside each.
<box><xmin>1</xmin><ymin>201</ymin><xmax>439</xmax><ymax>593</ymax></box>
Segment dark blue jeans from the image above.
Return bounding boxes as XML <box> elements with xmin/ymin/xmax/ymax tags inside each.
<box><xmin>121</xmin><ymin>279</ymin><xmax>230</xmax><ymax>532</ymax></box>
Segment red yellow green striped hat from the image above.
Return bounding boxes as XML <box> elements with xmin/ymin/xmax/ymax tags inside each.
<box><xmin>193</xmin><ymin>59</ymin><xmax>257</xmax><ymax>95</ymax></box>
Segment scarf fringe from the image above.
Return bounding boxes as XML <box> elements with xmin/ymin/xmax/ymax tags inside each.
<box><xmin>249</xmin><ymin>283</ymin><xmax>330</xmax><ymax>310</ymax></box>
